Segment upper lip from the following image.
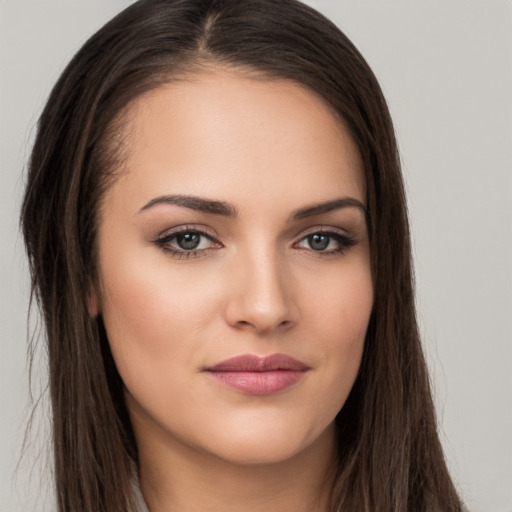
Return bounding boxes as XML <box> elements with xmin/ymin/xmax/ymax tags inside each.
<box><xmin>205</xmin><ymin>353</ymin><xmax>310</xmax><ymax>372</ymax></box>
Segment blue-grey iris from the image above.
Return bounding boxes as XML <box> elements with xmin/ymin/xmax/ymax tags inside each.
<box><xmin>177</xmin><ymin>233</ymin><xmax>201</xmax><ymax>250</ymax></box>
<box><xmin>308</xmin><ymin>234</ymin><xmax>330</xmax><ymax>251</ymax></box>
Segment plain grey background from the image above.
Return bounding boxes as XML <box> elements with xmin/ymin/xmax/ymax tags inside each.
<box><xmin>1</xmin><ymin>1</ymin><xmax>511</xmax><ymax>511</ymax></box>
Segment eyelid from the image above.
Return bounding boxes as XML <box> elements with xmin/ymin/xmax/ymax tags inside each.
<box><xmin>296</xmin><ymin>225</ymin><xmax>354</xmax><ymax>239</ymax></box>
<box><xmin>153</xmin><ymin>224</ymin><xmax>223</xmax><ymax>258</ymax></box>
<box><xmin>152</xmin><ymin>224</ymin><xmax>357</xmax><ymax>258</ymax></box>
<box><xmin>155</xmin><ymin>224</ymin><xmax>220</xmax><ymax>241</ymax></box>
<box><xmin>292</xmin><ymin>225</ymin><xmax>357</xmax><ymax>254</ymax></box>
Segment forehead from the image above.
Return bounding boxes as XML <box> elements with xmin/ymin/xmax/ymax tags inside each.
<box><xmin>107</xmin><ymin>68</ymin><xmax>365</xmax><ymax>213</ymax></box>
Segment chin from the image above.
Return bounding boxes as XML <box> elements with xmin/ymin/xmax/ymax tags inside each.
<box><xmin>195</xmin><ymin>419</ymin><xmax>335</xmax><ymax>467</ymax></box>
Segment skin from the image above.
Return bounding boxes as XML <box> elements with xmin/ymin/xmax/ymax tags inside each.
<box><xmin>93</xmin><ymin>68</ymin><xmax>374</xmax><ymax>512</ymax></box>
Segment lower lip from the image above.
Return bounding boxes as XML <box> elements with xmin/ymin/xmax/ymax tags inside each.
<box><xmin>207</xmin><ymin>370</ymin><xmax>306</xmax><ymax>395</ymax></box>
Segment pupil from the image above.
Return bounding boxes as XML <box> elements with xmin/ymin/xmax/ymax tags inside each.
<box><xmin>177</xmin><ymin>233</ymin><xmax>201</xmax><ymax>250</ymax></box>
<box><xmin>309</xmin><ymin>234</ymin><xmax>329</xmax><ymax>251</ymax></box>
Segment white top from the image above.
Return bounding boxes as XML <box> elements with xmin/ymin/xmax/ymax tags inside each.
<box><xmin>132</xmin><ymin>482</ymin><xmax>149</xmax><ymax>512</ymax></box>
<box><xmin>131</xmin><ymin>480</ymin><xmax>469</xmax><ymax>511</ymax></box>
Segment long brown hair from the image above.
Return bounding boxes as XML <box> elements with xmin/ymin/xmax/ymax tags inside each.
<box><xmin>21</xmin><ymin>0</ymin><xmax>462</xmax><ymax>510</ymax></box>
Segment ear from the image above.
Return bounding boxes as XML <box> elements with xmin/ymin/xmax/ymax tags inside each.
<box><xmin>87</xmin><ymin>283</ymin><xmax>101</xmax><ymax>317</ymax></box>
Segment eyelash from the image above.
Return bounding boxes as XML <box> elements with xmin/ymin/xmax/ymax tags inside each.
<box><xmin>292</xmin><ymin>228</ymin><xmax>356</xmax><ymax>256</ymax></box>
<box><xmin>153</xmin><ymin>225</ymin><xmax>222</xmax><ymax>259</ymax></box>
<box><xmin>153</xmin><ymin>226</ymin><xmax>356</xmax><ymax>259</ymax></box>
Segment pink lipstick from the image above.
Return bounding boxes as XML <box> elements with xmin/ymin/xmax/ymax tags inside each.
<box><xmin>204</xmin><ymin>354</ymin><xmax>309</xmax><ymax>395</ymax></box>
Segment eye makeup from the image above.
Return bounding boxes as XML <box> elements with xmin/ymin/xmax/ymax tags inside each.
<box><xmin>152</xmin><ymin>222</ymin><xmax>358</xmax><ymax>260</ymax></box>
<box><xmin>153</xmin><ymin>225</ymin><xmax>223</xmax><ymax>259</ymax></box>
<box><xmin>294</xmin><ymin>226</ymin><xmax>357</xmax><ymax>256</ymax></box>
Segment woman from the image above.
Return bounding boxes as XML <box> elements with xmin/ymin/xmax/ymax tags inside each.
<box><xmin>21</xmin><ymin>0</ymin><xmax>463</xmax><ymax>510</ymax></box>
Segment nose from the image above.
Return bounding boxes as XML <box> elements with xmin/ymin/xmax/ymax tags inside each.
<box><xmin>224</xmin><ymin>248</ymin><xmax>298</xmax><ymax>334</ymax></box>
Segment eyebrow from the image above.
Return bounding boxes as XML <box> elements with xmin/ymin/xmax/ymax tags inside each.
<box><xmin>139</xmin><ymin>194</ymin><xmax>238</xmax><ymax>216</ymax></box>
<box><xmin>290</xmin><ymin>197</ymin><xmax>367</xmax><ymax>220</ymax></box>
<box><xmin>139</xmin><ymin>194</ymin><xmax>367</xmax><ymax>220</ymax></box>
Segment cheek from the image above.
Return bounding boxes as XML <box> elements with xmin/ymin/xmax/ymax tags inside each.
<box><xmin>305</xmin><ymin>254</ymin><xmax>373</xmax><ymax>341</ymax></box>
<box><xmin>97</xmin><ymin>248</ymin><xmax>223</xmax><ymax>384</ymax></box>
<box><xmin>303</xmin><ymin>259</ymin><xmax>373</xmax><ymax>403</ymax></box>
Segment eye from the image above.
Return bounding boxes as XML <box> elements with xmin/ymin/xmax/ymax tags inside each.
<box><xmin>174</xmin><ymin>232</ymin><xmax>206</xmax><ymax>250</ymax></box>
<box><xmin>154</xmin><ymin>227</ymin><xmax>221</xmax><ymax>258</ymax></box>
<box><xmin>294</xmin><ymin>229</ymin><xmax>356</xmax><ymax>255</ymax></box>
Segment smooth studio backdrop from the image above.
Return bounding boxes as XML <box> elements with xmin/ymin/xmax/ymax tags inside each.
<box><xmin>1</xmin><ymin>1</ymin><xmax>511</xmax><ymax>511</ymax></box>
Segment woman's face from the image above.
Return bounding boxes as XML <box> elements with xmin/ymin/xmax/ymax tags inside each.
<box><xmin>93</xmin><ymin>69</ymin><xmax>373</xmax><ymax>466</ymax></box>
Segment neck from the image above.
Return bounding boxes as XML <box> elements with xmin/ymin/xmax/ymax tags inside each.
<box><xmin>136</xmin><ymin>424</ymin><xmax>337</xmax><ymax>512</ymax></box>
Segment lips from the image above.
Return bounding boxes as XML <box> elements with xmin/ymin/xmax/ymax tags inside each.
<box><xmin>204</xmin><ymin>354</ymin><xmax>310</xmax><ymax>395</ymax></box>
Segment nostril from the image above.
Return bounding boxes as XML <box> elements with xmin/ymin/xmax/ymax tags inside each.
<box><xmin>232</xmin><ymin>318</ymin><xmax>293</xmax><ymax>333</ymax></box>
